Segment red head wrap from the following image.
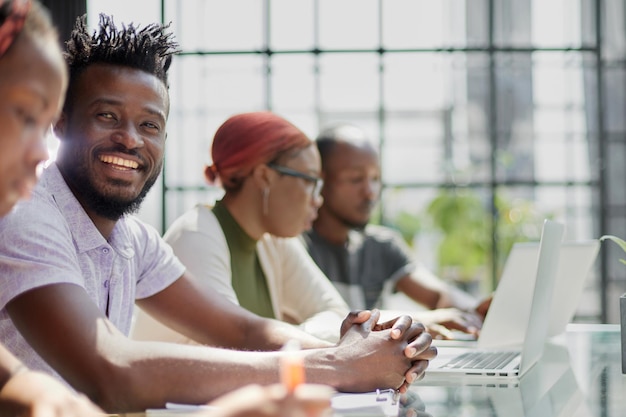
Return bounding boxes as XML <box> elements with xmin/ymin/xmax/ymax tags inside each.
<box><xmin>207</xmin><ymin>111</ymin><xmax>311</xmax><ymax>191</ymax></box>
<box><xmin>0</xmin><ymin>0</ymin><xmax>30</xmax><ymax>58</ymax></box>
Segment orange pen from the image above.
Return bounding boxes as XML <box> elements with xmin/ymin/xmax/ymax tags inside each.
<box><xmin>280</xmin><ymin>340</ymin><xmax>304</xmax><ymax>393</ymax></box>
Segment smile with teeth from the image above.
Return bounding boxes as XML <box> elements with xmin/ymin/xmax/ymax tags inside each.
<box><xmin>99</xmin><ymin>155</ymin><xmax>139</xmax><ymax>171</ymax></box>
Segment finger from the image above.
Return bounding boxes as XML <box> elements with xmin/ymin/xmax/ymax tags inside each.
<box><xmin>372</xmin><ymin>313</ymin><xmax>412</xmax><ymax>332</ymax></box>
<box><xmin>398</xmin><ymin>322</ymin><xmax>429</xmax><ymax>353</ymax></box>
<box><xmin>444</xmin><ymin>320</ymin><xmax>477</xmax><ymax>335</ymax></box>
<box><xmin>475</xmin><ymin>296</ymin><xmax>493</xmax><ymax>318</ymax></box>
<box><xmin>426</xmin><ymin>324</ymin><xmax>453</xmax><ymax>340</ymax></box>
<box><xmin>376</xmin><ymin>316</ymin><xmax>413</xmax><ymax>340</ymax></box>
<box><xmin>404</xmin><ymin>359</ymin><xmax>430</xmax><ymax>384</ymax></box>
<box><xmin>362</xmin><ymin>309</ymin><xmax>381</xmax><ymax>332</ymax></box>
<box><xmin>345</xmin><ymin>310</ymin><xmax>371</xmax><ymax>325</ymax></box>
<box><xmin>438</xmin><ymin>312</ymin><xmax>481</xmax><ymax>335</ymax></box>
<box><xmin>387</xmin><ymin>315</ymin><xmax>414</xmax><ymax>339</ymax></box>
<box><xmin>371</xmin><ymin>319</ymin><xmax>394</xmax><ymax>331</ymax></box>
<box><xmin>339</xmin><ymin>310</ymin><xmax>371</xmax><ymax>337</ymax></box>
<box><xmin>398</xmin><ymin>381</ymin><xmax>410</xmax><ymax>394</ymax></box>
<box><xmin>405</xmin><ymin>334</ymin><xmax>437</xmax><ymax>360</ymax></box>
<box><xmin>462</xmin><ymin>311</ymin><xmax>483</xmax><ymax>328</ymax></box>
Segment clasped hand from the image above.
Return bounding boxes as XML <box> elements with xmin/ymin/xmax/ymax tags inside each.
<box><xmin>338</xmin><ymin>309</ymin><xmax>437</xmax><ymax>393</ymax></box>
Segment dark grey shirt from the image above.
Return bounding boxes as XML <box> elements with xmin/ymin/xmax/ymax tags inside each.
<box><xmin>302</xmin><ymin>225</ymin><xmax>416</xmax><ymax>309</ymax></box>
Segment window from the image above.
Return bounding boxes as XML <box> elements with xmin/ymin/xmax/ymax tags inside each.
<box><xmin>86</xmin><ymin>0</ymin><xmax>626</xmax><ymax>324</ymax></box>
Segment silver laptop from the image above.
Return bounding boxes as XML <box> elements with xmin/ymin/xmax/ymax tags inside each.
<box><xmin>425</xmin><ymin>219</ymin><xmax>564</xmax><ymax>379</ymax></box>
<box><xmin>477</xmin><ymin>239</ymin><xmax>600</xmax><ymax>348</ymax></box>
<box><xmin>438</xmin><ymin>238</ymin><xmax>599</xmax><ymax>348</ymax></box>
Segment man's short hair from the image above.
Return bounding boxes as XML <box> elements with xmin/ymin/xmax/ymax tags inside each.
<box><xmin>63</xmin><ymin>13</ymin><xmax>180</xmax><ymax>111</ymax></box>
<box><xmin>316</xmin><ymin>124</ymin><xmax>371</xmax><ymax>169</ymax></box>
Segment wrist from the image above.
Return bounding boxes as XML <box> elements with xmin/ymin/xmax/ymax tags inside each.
<box><xmin>303</xmin><ymin>346</ymin><xmax>348</xmax><ymax>391</ymax></box>
<box><xmin>440</xmin><ymin>285</ymin><xmax>479</xmax><ymax>311</ymax></box>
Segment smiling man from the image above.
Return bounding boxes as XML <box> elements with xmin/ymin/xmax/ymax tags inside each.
<box><xmin>55</xmin><ymin>62</ymin><xmax>167</xmax><ymax>236</ymax></box>
<box><xmin>0</xmin><ymin>14</ymin><xmax>436</xmax><ymax>413</ymax></box>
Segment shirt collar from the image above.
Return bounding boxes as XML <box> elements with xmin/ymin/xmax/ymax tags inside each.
<box><xmin>42</xmin><ymin>163</ymin><xmax>134</xmax><ymax>258</ymax></box>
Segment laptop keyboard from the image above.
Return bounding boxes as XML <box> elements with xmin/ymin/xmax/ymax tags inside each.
<box><xmin>442</xmin><ymin>351</ymin><xmax>518</xmax><ymax>370</ymax></box>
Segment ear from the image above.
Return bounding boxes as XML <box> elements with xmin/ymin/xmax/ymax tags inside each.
<box><xmin>203</xmin><ymin>166</ymin><xmax>213</xmax><ymax>183</ymax></box>
<box><xmin>250</xmin><ymin>164</ymin><xmax>274</xmax><ymax>190</ymax></box>
<box><xmin>53</xmin><ymin>112</ymin><xmax>67</xmax><ymax>139</ymax></box>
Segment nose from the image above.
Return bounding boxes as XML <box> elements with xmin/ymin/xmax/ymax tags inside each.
<box><xmin>363</xmin><ymin>179</ymin><xmax>381</xmax><ymax>199</ymax></box>
<box><xmin>25</xmin><ymin>127</ymin><xmax>51</xmax><ymax>168</ymax></box>
<box><xmin>111</xmin><ymin>123</ymin><xmax>144</xmax><ymax>149</ymax></box>
<box><xmin>312</xmin><ymin>194</ymin><xmax>324</xmax><ymax>209</ymax></box>
<box><xmin>19</xmin><ymin>128</ymin><xmax>50</xmax><ymax>198</ymax></box>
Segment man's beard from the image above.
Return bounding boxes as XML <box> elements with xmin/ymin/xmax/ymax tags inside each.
<box><xmin>68</xmin><ymin>159</ymin><xmax>162</xmax><ymax>221</ymax></box>
<box><xmin>341</xmin><ymin>217</ymin><xmax>369</xmax><ymax>231</ymax></box>
<box><xmin>326</xmin><ymin>204</ymin><xmax>371</xmax><ymax>230</ymax></box>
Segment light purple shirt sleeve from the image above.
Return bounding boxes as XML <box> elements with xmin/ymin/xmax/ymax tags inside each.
<box><xmin>0</xmin><ymin>164</ymin><xmax>185</xmax><ymax>375</ymax></box>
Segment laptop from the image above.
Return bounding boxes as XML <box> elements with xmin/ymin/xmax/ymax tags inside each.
<box><xmin>477</xmin><ymin>239</ymin><xmax>600</xmax><ymax>348</ymax></box>
<box><xmin>424</xmin><ymin>219</ymin><xmax>564</xmax><ymax>380</ymax></box>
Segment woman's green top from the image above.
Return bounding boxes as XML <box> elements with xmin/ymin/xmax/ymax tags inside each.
<box><xmin>212</xmin><ymin>200</ymin><xmax>275</xmax><ymax>318</ymax></box>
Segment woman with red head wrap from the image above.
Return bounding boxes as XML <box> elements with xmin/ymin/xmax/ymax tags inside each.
<box><xmin>203</xmin><ymin>111</ymin><xmax>328</xmax><ymax>242</ymax></box>
<box><xmin>206</xmin><ymin>111</ymin><xmax>312</xmax><ymax>191</ymax></box>
<box><xmin>135</xmin><ymin>111</ymin><xmax>350</xmax><ymax>344</ymax></box>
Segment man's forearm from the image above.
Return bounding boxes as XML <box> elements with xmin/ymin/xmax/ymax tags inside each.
<box><xmin>247</xmin><ymin>317</ymin><xmax>335</xmax><ymax>351</ymax></box>
<box><xmin>86</xmin><ymin>341</ymin><xmax>285</xmax><ymax>412</ymax></box>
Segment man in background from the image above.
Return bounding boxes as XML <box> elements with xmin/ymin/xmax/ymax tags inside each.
<box><xmin>302</xmin><ymin>124</ymin><xmax>491</xmax><ymax>339</ymax></box>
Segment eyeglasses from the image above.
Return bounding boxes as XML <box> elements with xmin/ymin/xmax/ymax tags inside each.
<box><xmin>267</xmin><ymin>163</ymin><xmax>324</xmax><ymax>200</ymax></box>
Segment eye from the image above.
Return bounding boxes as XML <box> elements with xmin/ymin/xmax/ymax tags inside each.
<box><xmin>349</xmin><ymin>176</ymin><xmax>365</xmax><ymax>185</ymax></box>
<box><xmin>142</xmin><ymin>121</ymin><xmax>161</xmax><ymax>132</ymax></box>
<box><xmin>97</xmin><ymin>112</ymin><xmax>117</xmax><ymax>121</ymax></box>
<box><xmin>16</xmin><ymin>108</ymin><xmax>37</xmax><ymax>127</ymax></box>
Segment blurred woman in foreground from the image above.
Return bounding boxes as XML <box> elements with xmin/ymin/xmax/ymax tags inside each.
<box><xmin>0</xmin><ymin>0</ymin><xmax>102</xmax><ymax>415</ymax></box>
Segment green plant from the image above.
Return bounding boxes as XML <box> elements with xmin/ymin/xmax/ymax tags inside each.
<box><xmin>426</xmin><ymin>190</ymin><xmax>490</xmax><ymax>282</ymax></box>
<box><xmin>386</xmin><ymin>211</ymin><xmax>422</xmax><ymax>245</ymax></box>
<box><xmin>422</xmin><ymin>189</ymin><xmax>550</xmax><ymax>287</ymax></box>
<box><xmin>600</xmin><ymin>235</ymin><xmax>626</xmax><ymax>265</ymax></box>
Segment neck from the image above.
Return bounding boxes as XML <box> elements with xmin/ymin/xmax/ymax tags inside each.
<box><xmin>312</xmin><ymin>208</ymin><xmax>350</xmax><ymax>245</ymax></box>
<box><xmin>56</xmin><ymin>164</ymin><xmax>118</xmax><ymax>240</ymax></box>
<box><xmin>71</xmin><ymin>189</ymin><xmax>118</xmax><ymax>240</ymax></box>
<box><xmin>221</xmin><ymin>193</ymin><xmax>264</xmax><ymax>241</ymax></box>
<box><xmin>84</xmin><ymin>208</ymin><xmax>118</xmax><ymax>241</ymax></box>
